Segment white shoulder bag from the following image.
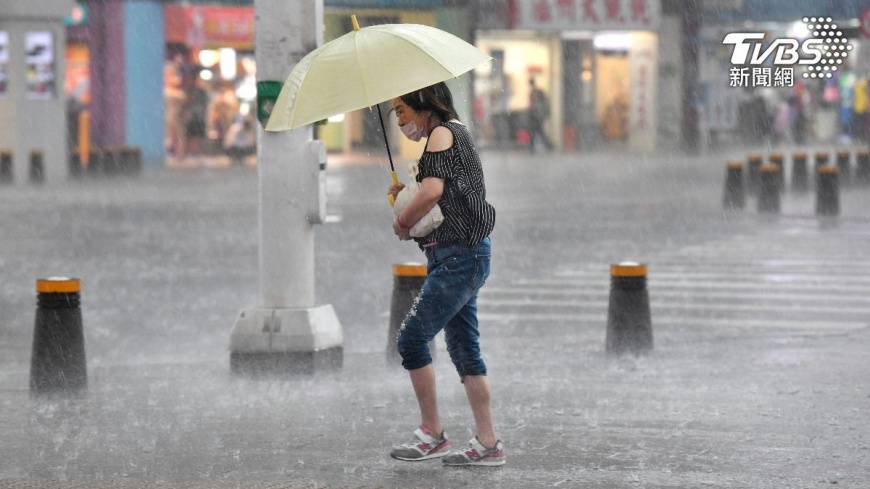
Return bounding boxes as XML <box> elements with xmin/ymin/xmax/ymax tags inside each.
<box><xmin>393</xmin><ymin>161</ymin><xmax>444</xmax><ymax>238</ymax></box>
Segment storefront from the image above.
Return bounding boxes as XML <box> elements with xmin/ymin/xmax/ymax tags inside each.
<box><xmin>161</xmin><ymin>3</ymin><xmax>468</xmax><ymax>163</ymax></box>
<box><xmin>164</xmin><ymin>4</ymin><xmax>257</xmax><ymax>159</ymax></box>
<box><xmin>698</xmin><ymin>13</ymin><xmax>870</xmax><ymax>148</ymax></box>
<box><xmin>475</xmin><ymin>0</ymin><xmax>661</xmax><ymax>152</ymax></box>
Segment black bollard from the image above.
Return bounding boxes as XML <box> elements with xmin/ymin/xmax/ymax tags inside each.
<box><xmin>387</xmin><ymin>263</ymin><xmax>436</xmax><ymax>365</ymax></box>
<box><xmin>856</xmin><ymin>151</ymin><xmax>870</xmax><ymax>186</ymax></box>
<box><xmin>606</xmin><ymin>262</ymin><xmax>653</xmax><ymax>355</ymax></box>
<box><xmin>769</xmin><ymin>153</ymin><xmax>785</xmax><ymax>189</ymax></box>
<box><xmin>104</xmin><ymin>147</ymin><xmax>122</xmax><ymax>176</ymax></box>
<box><xmin>30</xmin><ymin>277</ymin><xmax>87</xmax><ymax>395</ymax></box>
<box><xmin>87</xmin><ymin>148</ymin><xmax>104</xmax><ymax>177</ymax></box>
<box><xmin>746</xmin><ymin>154</ymin><xmax>763</xmax><ymax>195</ymax></box>
<box><xmin>757</xmin><ymin>165</ymin><xmax>781</xmax><ymax>214</ymax></box>
<box><xmin>118</xmin><ymin>147</ymin><xmax>132</xmax><ymax>174</ymax></box>
<box><xmin>791</xmin><ymin>152</ymin><xmax>809</xmax><ymax>193</ymax></box>
<box><xmin>722</xmin><ymin>162</ymin><xmax>745</xmax><ymax>210</ymax></box>
<box><xmin>69</xmin><ymin>151</ymin><xmax>84</xmax><ymax>179</ymax></box>
<box><xmin>816</xmin><ymin>166</ymin><xmax>840</xmax><ymax>217</ymax></box>
<box><xmin>29</xmin><ymin>150</ymin><xmax>44</xmax><ymax>183</ymax></box>
<box><xmin>814</xmin><ymin>152</ymin><xmax>829</xmax><ymax>188</ymax></box>
<box><xmin>836</xmin><ymin>150</ymin><xmax>851</xmax><ymax>187</ymax></box>
<box><xmin>125</xmin><ymin>146</ymin><xmax>143</xmax><ymax>174</ymax></box>
<box><xmin>1</xmin><ymin>150</ymin><xmax>12</xmax><ymax>184</ymax></box>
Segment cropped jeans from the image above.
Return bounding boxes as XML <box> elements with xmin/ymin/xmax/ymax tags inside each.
<box><xmin>397</xmin><ymin>237</ymin><xmax>492</xmax><ymax>379</ymax></box>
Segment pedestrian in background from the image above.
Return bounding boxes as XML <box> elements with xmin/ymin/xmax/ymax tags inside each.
<box><xmin>185</xmin><ymin>77</ymin><xmax>210</xmax><ymax>157</ymax></box>
<box><xmin>208</xmin><ymin>83</ymin><xmax>240</xmax><ymax>150</ymax></box>
<box><xmin>528</xmin><ymin>78</ymin><xmax>553</xmax><ymax>152</ymax></box>
<box><xmin>854</xmin><ymin>75</ymin><xmax>868</xmax><ymax>141</ymax></box>
<box><xmin>387</xmin><ymin>82</ymin><xmax>505</xmax><ymax>467</ymax></box>
<box><xmin>163</xmin><ymin>54</ymin><xmax>188</xmax><ymax>159</ymax></box>
<box><xmin>223</xmin><ymin>113</ymin><xmax>256</xmax><ymax>166</ymax></box>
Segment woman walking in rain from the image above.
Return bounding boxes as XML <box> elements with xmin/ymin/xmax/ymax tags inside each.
<box><xmin>387</xmin><ymin>82</ymin><xmax>504</xmax><ymax>467</ymax></box>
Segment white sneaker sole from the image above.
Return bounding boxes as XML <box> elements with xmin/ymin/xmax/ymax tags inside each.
<box><xmin>391</xmin><ymin>449</ymin><xmax>451</xmax><ymax>461</ymax></box>
<box><xmin>443</xmin><ymin>458</ymin><xmax>506</xmax><ymax>466</ymax></box>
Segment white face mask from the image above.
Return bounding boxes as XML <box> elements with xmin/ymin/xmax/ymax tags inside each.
<box><xmin>400</xmin><ymin>120</ymin><xmax>426</xmax><ymax>142</ymax></box>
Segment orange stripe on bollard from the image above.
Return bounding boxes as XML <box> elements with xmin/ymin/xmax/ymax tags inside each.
<box><xmin>392</xmin><ymin>263</ymin><xmax>427</xmax><ymax>277</ymax></box>
<box><xmin>610</xmin><ymin>262</ymin><xmax>647</xmax><ymax>277</ymax></box>
<box><xmin>36</xmin><ymin>277</ymin><xmax>81</xmax><ymax>293</ymax></box>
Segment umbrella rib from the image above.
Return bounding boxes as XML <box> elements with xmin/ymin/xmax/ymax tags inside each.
<box><xmin>353</xmin><ymin>31</ymin><xmax>374</xmax><ymax>107</ymax></box>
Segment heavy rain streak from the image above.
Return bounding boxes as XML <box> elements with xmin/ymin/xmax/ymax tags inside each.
<box><xmin>0</xmin><ymin>0</ymin><xmax>869</xmax><ymax>488</ymax></box>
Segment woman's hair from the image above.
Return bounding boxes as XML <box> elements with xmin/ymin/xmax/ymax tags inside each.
<box><xmin>400</xmin><ymin>82</ymin><xmax>460</xmax><ymax>122</ymax></box>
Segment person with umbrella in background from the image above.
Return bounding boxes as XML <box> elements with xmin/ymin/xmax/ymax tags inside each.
<box><xmin>387</xmin><ymin>82</ymin><xmax>504</xmax><ymax>467</ymax></box>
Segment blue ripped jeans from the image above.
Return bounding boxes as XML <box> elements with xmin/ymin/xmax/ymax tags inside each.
<box><xmin>397</xmin><ymin>237</ymin><xmax>492</xmax><ymax>379</ymax></box>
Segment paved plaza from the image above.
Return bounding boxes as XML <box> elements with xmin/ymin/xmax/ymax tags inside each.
<box><xmin>1</xmin><ymin>146</ymin><xmax>869</xmax><ymax>488</ymax></box>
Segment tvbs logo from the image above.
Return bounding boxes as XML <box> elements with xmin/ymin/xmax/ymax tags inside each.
<box><xmin>723</xmin><ymin>16</ymin><xmax>852</xmax><ymax>80</ymax></box>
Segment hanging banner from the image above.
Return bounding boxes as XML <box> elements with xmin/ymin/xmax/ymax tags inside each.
<box><xmin>479</xmin><ymin>0</ymin><xmax>660</xmax><ymax>31</ymax></box>
<box><xmin>165</xmin><ymin>5</ymin><xmax>254</xmax><ymax>51</ymax></box>
<box><xmin>0</xmin><ymin>32</ymin><xmax>8</xmax><ymax>98</ymax></box>
<box><xmin>25</xmin><ymin>31</ymin><xmax>55</xmax><ymax>100</ymax></box>
<box><xmin>629</xmin><ymin>32</ymin><xmax>658</xmax><ymax>151</ymax></box>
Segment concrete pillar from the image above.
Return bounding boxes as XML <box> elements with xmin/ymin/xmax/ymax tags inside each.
<box><xmin>229</xmin><ymin>0</ymin><xmax>343</xmax><ymax>375</ymax></box>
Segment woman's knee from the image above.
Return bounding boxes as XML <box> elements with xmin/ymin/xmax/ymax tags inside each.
<box><xmin>446</xmin><ymin>342</ymin><xmax>487</xmax><ymax>378</ymax></box>
<box><xmin>397</xmin><ymin>331</ymin><xmax>432</xmax><ymax>370</ymax></box>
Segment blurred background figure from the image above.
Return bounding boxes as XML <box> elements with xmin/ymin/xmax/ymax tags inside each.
<box><xmin>853</xmin><ymin>74</ymin><xmax>868</xmax><ymax>142</ymax></box>
<box><xmin>208</xmin><ymin>82</ymin><xmax>240</xmax><ymax>153</ymax></box>
<box><xmin>223</xmin><ymin>113</ymin><xmax>256</xmax><ymax>166</ymax></box>
<box><xmin>528</xmin><ymin>78</ymin><xmax>552</xmax><ymax>152</ymax></box>
<box><xmin>164</xmin><ymin>60</ymin><xmax>188</xmax><ymax>160</ymax></box>
<box><xmin>185</xmin><ymin>77</ymin><xmax>210</xmax><ymax>158</ymax></box>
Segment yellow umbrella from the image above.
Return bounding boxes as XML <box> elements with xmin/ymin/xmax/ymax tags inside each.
<box><xmin>265</xmin><ymin>16</ymin><xmax>492</xmax><ymax>132</ymax></box>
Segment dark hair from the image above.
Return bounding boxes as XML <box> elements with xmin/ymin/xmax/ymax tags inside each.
<box><xmin>400</xmin><ymin>82</ymin><xmax>460</xmax><ymax>122</ymax></box>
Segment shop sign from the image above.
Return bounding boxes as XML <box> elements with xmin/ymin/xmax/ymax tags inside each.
<box><xmin>860</xmin><ymin>8</ymin><xmax>870</xmax><ymax>38</ymax></box>
<box><xmin>0</xmin><ymin>32</ymin><xmax>8</xmax><ymax>98</ymax></box>
<box><xmin>723</xmin><ymin>16</ymin><xmax>852</xmax><ymax>88</ymax></box>
<box><xmin>25</xmin><ymin>31</ymin><xmax>55</xmax><ymax>100</ymax></box>
<box><xmin>629</xmin><ymin>33</ymin><xmax>657</xmax><ymax>150</ymax></box>
<box><xmin>165</xmin><ymin>5</ymin><xmax>254</xmax><ymax>50</ymax></box>
<box><xmin>486</xmin><ymin>0</ymin><xmax>660</xmax><ymax>31</ymax></box>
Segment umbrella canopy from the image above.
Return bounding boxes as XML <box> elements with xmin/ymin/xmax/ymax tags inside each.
<box><xmin>265</xmin><ymin>20</ymin><xmax>491</xmax><ymax>132</ymax></box>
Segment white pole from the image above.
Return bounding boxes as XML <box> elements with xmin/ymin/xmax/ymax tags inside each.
<box><xmin>229</xmin><ymin>0</ymin><xmax>342</xmax><ymax>374</ymax></box>
<box><xmin>259</xmin><ymin>128</ymin><xmax>314</xmax><ymax>308</ymax></box>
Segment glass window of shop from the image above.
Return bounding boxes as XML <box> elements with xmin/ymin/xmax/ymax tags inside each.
<box><xmin>475</xmin><ymin>0</ymin><xmax>660</xmax><ymax>152</ymax></box>
<box><xmin>164</xmin><ymin>4</ymin><xmax>257</xmax><ymax>163</ymax></box>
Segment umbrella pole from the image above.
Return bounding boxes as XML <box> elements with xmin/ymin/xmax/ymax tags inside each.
<box><xmin>376</xmin><ymin>104</ymin><xmax>399</xmax><ymax>206</ymax></box>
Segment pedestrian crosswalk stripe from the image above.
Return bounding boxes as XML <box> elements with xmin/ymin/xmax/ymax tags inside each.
<box><xmin>485</xmin><ymin>283</ymin><xmax>870</xmax><ymax>298</ymax></box>
<box><xmin>480</xmin><ymin>298</ymin><xmax>870</xmax><ymax>316</ymax></box>
<box><xmin>550</xmin><ymin>269</ymin><xmax>870</xmax><ymax>283</ymax></box>
<box><xmin>476</xmin><ymin>311</ymin><xmax>867</xmax><ymax>331</ymax></box>
<box><xmin>506</xmin><ymin>278</ymin><xmax>870</xmax><ymax>295</ymax></box>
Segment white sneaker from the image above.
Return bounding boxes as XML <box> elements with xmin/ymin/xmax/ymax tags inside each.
<box><xmin>390</xmin><ymin>427</ymin><xmax>451</xmax><ymax>461</ymax></box>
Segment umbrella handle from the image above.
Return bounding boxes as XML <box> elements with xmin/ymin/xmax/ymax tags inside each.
<box><xmin>389</xmin><ymin>170</ymin><xmax>398</xmax><ymax>207</ymax></box>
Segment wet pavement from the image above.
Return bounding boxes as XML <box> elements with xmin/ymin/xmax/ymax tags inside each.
<box><xmin>1</xmin><ymin>146</ymin><xmax>869</xmax><ymax>488</ymax></box>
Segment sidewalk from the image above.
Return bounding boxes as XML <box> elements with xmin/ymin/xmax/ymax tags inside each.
<box><xmin>0</xmin><ymin>148</ymin><xmax>868</xmax><ymax>488</ymax></box>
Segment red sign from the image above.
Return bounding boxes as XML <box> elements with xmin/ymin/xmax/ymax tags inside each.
<box><xmin>165</xmin><ymin>5</ymin><xmax>254</xmax><ymax>50</ymax></box>
<box><xmin>501</xmin><ymin>0</ymin><xmax>659</xmax><ymax>31</ymax></box>
<box><xmin>861</xmin><ymin>8</ymin><xmax>870</xmax><ymax>38</ymax></box>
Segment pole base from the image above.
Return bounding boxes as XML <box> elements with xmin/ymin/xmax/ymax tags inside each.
<box><xmin>230</xmin><ymin>348</ymin><xmax>343</xmax><ymax>376</ymax></box>
<box><xmin>229</xmin><ymin>305</ymin><xmax>344</xmax><ymax>375</ymax></box>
